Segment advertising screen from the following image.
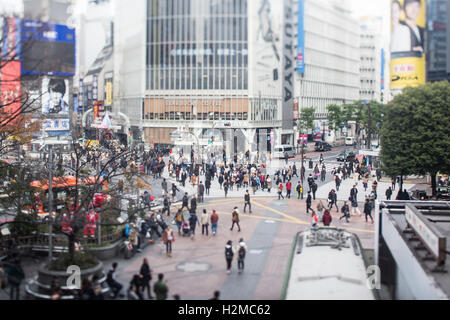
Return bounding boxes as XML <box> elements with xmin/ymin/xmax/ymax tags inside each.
<box><xmin>390</xmin><ymin>0</ymin><xmax>426</xmax><ymax>88</ymax></box>
<box><xmin>42</xmin><ymin>77</ymin><xmax>70</xmax><ymax>115</ymax></box>
<box><xmin>21</xmin><ymin>20</ymin><xmax>75</xmax><ymax>76</ymax></box>
<box><xmin>297</xmin><ymin>0</ymin><xmax>305</xmax><ymax>74</ymax></box>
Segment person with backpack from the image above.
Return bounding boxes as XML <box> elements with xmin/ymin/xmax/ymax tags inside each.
<box><xmin>211</xmin><ymin>210</ymin><xmax>219</xmax><ymax>235</ymax></box>
<box><xmin>230</xmin><ymin>207</ymin><xmax>241</xmax><ymax>232</ymax></box>
<box><xmin>243</xmin><ymin>190</ymin><xmax>252</xmax><ymax>213</ymax></box>
<box><xmin>225</xmin><ymin>240</ymin><xmax>234</xmax><ymax>274</ymax></box>
<box><xmin>235</xmin><ymin>238</ymin><xmax>248</xmax><ymax>274</ymax></box>
<box><xmin>175</xmin><ymin>209</ymin><xmax>183</xmax><ymax>235</ymax></box>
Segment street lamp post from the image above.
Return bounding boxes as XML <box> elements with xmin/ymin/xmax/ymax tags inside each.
<box><xmin>48</xmin><ymin>144</ymin><xmax>54</xmax><ymax>261</ymax></box>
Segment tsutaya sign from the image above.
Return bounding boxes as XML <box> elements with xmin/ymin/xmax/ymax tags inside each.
<box><xmin>281</xmin><ymin>0</ymin><xmax>295</xmax><ymax>131</ymax></box>
<box><xmin>405</xmin><ymin>204</ymin><xmax>446</xmax><ymax>265</ymax></box>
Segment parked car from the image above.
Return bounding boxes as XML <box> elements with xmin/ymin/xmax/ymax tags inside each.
<box><xmin>336</xmin><ymin>151</ymin><xmax>356</xmax><ymax>162</ymax></box>
<box><xmin>345</xmin><ymin>137</ymin><xmax>356</xmax><ymax>146</ymax></box>
<box><xmin>274</xmin><ymin>145</ymin><xmax>296</xmax><ymax>159</ymax></box>
<box><xmin>315</xmin><ymin>142</ymin><xmax>332</xmax><ymax>152</ymax></box>
<box><xmin>436</xmin><ymin>186</ymin><xmax>450</xmax><ymax>200</ymax></box>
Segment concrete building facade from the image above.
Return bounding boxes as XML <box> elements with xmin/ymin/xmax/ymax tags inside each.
<box><xmin>294</xmin><ymin>0</ymin><xmax>360</xmax><ymax>144</ymax></box>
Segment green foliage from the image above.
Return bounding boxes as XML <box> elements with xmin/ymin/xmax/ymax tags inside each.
<box><xmin>326</xmin><ymin>104</ymin><xmax>342</xmax><ymax>132</ymax></box>
<box><xmin>10</xmin><ymin>213</ymin><xmax>38</xmax><ymax>236</ymax></box>
<box><xmin>297</xmin><ymin>107</ymin><xmax>316</xmax><ymax>133</ymax></box>
<box><xmin>380</xmin><ymin>81</ymin><xmax>450</xmax><ymax>193</ymax></box>
<box><xmin>46</xmin><ymin>251</ymin><xmax>98</xmax><ymax>271</ymax></box>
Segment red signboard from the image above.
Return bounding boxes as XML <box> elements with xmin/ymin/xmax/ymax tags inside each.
<box><xmin>1</xmin><ymin>61</ymin><xmax>21</xmax><ymax>126</ymax></box>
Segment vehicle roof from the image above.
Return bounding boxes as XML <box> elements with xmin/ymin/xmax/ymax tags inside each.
<box><xmin>285</xmin><ymin>228</ymin><xmax>375</xmax><ymax>300</ymax></box>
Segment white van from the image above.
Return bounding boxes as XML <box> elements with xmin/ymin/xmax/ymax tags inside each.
<box><xmin>345</xmin><ymin>137</ymin><xmax>356</xmax><ymax>146</ymax></box>
<box><xmin>274</xmin><ymin>145</ymin><xmax>295</xmax><ymax>159</ymax></box>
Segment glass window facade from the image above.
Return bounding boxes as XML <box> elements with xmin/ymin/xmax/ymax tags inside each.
<box><xmin>146</xmin><ymin>0</ymin><xmax>248</xmax><ymax>91</ymax></box>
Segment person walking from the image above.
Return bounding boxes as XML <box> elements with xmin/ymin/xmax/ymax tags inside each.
<box><xmin>339</xmin><ymin>201</ymin><xmax>350</xmax><ymax>223</ymax></box>
<box><xmin>175</xmin><ymin>209</ymin><xmax>183</xmax><ymax>235</ymax></box>
<box><xmin>350</xmin><ymin>193</ymin><xmax>362</xmax><ymax>217</ymax></box>
<box><xmin>7</xmin><ymin>259</ymin><xmax>25</xmax><ymax>300</ymax></box>
<box><xmin>188</xmin><ymin>212</ymin><xmax>200</xmax><ymax>239</ymax></box>
<box><xmin>190</xmin><ymin>195</ymin><xmax>197</xmax><ymax>213</ymax></box>
<box><xmin>316</xmin><ymin>200</ymin><xmax>324</xmax><ymax>222</ymax></box>
<box><xmin>211</xmin><ymin>209</ymin><xmax>219</xmax><ymax>235</ymax></box>
<box><xmin>364</xmin><ymin>198</ymin><xmax>374</xmax><ymax>223</ymax></box>
<box><xmin>162</xmin><ymin>226</ymin><xmax>175</xmax><ymax>257</ymax></box>
<box><xmin>161</xmin><ymin>178</ymin><xmax>168</xmax><ymax>196</ymax></box>
<box><xmin>266</xmin><ymin>175</ymin><xmax>272</xmax><ymax>193</ymax></box>
<box><xmin>162</xmin><ymin>195</ymin><xmax>171</xmax><ymax>217</ymax></box>
<box><xmin>335</xmin><ymin>174</ymin><xmax>341</xmax><ymax>192</ymax></box>
<box><xmin>180</xmin><ymin>193</ymin><xmax>189</xmax><ymax>212</ymax></box>
<box><xmin>322</xmin><ymin>209</ymin><xmax>332</xmax><ymax>226</ymax></box>
<box><xmin>225</xmin><ymin>240</ymin><xmax>234</xmax><ymax>274</ymax></box>
<box><xmin>200</xmin><ymin>209</ymin><xmax>210</xmax><ymax>236</ymax></box>
<box><xmin>296</xmin><ymin>181</ymin><xmax>303</xmax><ymax>200</ymax></box>
<box><xmin>139</xmin><ymin>258</ymin><xmax>153</xmax><ymax>299</ymax></box>
<box><xmin>311</xmin><ymin>181</ymin><xmax>317</xmax><ymax>200</ymax></box>
<box><xmin>244</xmin><ymin>190</ymin><xmax>252</xmax><ymax>213</ymax></box>
<box><xmin>386</xmin><ymin>186</ymin><xmax>393</xmax><ymax>200</ymax></box>
<box><xmin>224</xmin><ymin>180</ymin><xmax>229</xmax><ymax>198</ymax></box>
<box><xmin>328</xmin><ymin>189</ymin><xmax>338</xmax><ymax>212</ymax></box>
<box><xmin>306</xmin><ymin>192</ymin><xmax>312</xmax><ymax>214</ymax></box>
<box><xmin>235</xmin><ymin>238</ymin><xmax>248</xmax><ymax>274</ymax></box>
<box><xmin>106</xmin><ymin>262</ymin><xmax>124</xmax><ymax>299</ymax></box>
<box><xmin>205</xmin><ymin>179</ymin><xmax>211</xmax><ymax>196</ymax></box>
<box><xmin>311</xmin><ymin>211</ymin><xmax>319</xmax><ymax>227</ymax></box>
<box><xmin>230</xmin><ymin>207</ymin><xmax>241</xmax><ymax>232</ymax></box>
<box><xmin>153</xmin><ymin>273</ymin><xmax>168</xmax><ymax>300</ymax></box>
<box><xmin>198</xmin><ymin>181</ymin><xmax>205</xmax><ymax>203</ymax></box>
<box><xmin>171</xmin><ymin>183</ymin><xmax>179</xmax><ymax>201</ymax></box>
<box><xmin>278</xmin><ymin>183</ymin><xmax>285</xmax><ymax>200</ymax></box>
<box><xmin>391</xmin><ymin>177</ymin><xmax>396</xmax><ymax>191</ymax></box>
<box><xmin>286</xmin><ymin>180</ymin><xmax>292</xmax><ymax>199</ymax></box>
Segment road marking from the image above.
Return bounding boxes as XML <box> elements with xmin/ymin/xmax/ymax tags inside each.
<box><xmin>250</xmin><ymin>200</ymin><xmax>307</xmax><ymax>225</ymax></box>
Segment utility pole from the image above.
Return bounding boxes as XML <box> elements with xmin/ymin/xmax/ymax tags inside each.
<box><xmin>97</xmin><ymin>149</ymin><xmax>102</xmax><ymax>245</ymax></box>
<box><xmin>367</xmin><ymin>102</ymin><xmax>372</xmax><ymax>150</ymax></box>
<box><xmin>48</xmin><ymin>144</ymin><xmax>54</xmax><ymax>261</ymax></box>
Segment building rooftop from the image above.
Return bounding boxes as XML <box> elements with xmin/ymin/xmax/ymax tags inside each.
<box><xmin>380</xmin><ymin>201</ymin><xmax>450</xmax><ymax>298</ymax></box>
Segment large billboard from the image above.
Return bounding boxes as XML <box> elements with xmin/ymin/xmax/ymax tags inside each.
<box><xmin>21</xmin><ymin>20</ymin><xmax>75</xmax><ymax>76</ymax></box>
<box><xmin>282</xmin><ymin>0</ymin><xmax>295</xmax><ymax>130</ymax></box>
<box><xmin>41</xmin><ymin>77</ymin><xmax>70</xmax><ymax>115</ymax></box>
<box><xmin>0</xmin><ymin>61</ymin><xmax>21</xmax><ymax>124</ymax></box>
<box><xmin>297</xmin><ymin>0</ymin><xmax>305</xmax><ymax>74</ymax></box>
<box><xmin>2</xmin><ymin>17</ymin><xmax>21</xmax><ymax>60</ymax></box>
<box><xmin>390</xmin><ymin>0</ymin><xmax>427</xmax><ymax>89</ymax></box>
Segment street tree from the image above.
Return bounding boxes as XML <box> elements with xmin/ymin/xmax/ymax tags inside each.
<box><xmin>326</xmin><ymin>104</ymin><xmax>343</xmax><ymax>136</ymax></box>
<box><xmin>380</xmin><ymin>81</ymin><xmax>450</xmax><ymax>195</ymax></box>
<box><xmin>297</xmin><ymin>107</ymin><xmax>316</xmax><ymax>135</ymax></box>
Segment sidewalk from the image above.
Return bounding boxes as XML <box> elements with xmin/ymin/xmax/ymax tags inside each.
<box><xmin>315</xmin><ymin>175</ymin><xmax>415</xmax><ymax>202</ymax></box>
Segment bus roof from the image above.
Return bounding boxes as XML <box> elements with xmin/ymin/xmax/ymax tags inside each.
<box><xmin>30</xmin><ymin>176</ymin><xmax>99</xmax><ymax>190</ymax></box>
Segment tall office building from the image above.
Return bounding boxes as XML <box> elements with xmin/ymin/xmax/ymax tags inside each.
<box><xmin>427</xmin><ymin>0</ymin><xmax>450</xmax><ymax>81</ymax></box>
<box><xmin>294</xmin><ymin>0</ymin><xmax>360</xmax><ymax>143</ymax></box>
<box><xmin>114</xmin><ymin>0</ymin><xmax>297</xmax><ymax>156</ymax></box>
<box><xmin>359</xmin><ymin>16</ymin><xmax>384</xmax><ymax>103</ymax></box>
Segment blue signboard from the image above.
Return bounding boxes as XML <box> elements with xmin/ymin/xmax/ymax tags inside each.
<box><xmin>381</xmin><ymin>48</ymin><xmax>385</xmax><ymax>91</ymax></box>
<box><xmin>21</xmin><ymin>20</ymin><xmax>76</xmax><ymax>76</ymax></box>
<box><xmin>297</xmin><ymin>0</ymin><xmax>305</xmax><ymax>74</ymax></box>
